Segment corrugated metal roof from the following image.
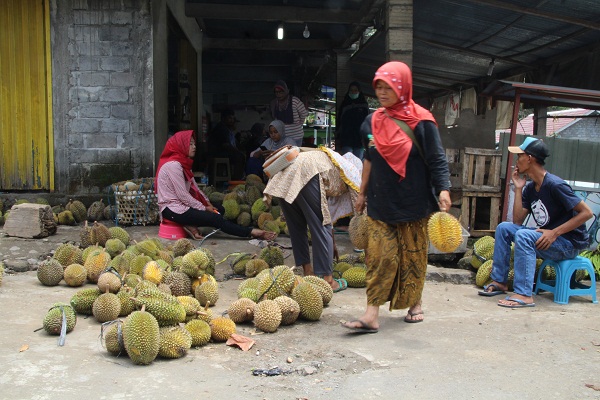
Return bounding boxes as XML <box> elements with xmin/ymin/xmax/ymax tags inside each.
<box><xmin>187</xmin><ymin>0</ymin><xmax>600</xmax><ymax>106</ymax></box>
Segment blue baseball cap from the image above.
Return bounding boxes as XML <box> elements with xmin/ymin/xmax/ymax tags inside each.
<box><xmin>508</xmin><ymin>137</ymin><xmax>549</xmax><ymax>161</ymax></box>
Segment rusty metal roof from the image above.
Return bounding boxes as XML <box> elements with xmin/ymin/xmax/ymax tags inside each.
<box><xmin>482</xmin><ymin>80</ymin><xmax>600</xmax><ymax>110</ymax></box>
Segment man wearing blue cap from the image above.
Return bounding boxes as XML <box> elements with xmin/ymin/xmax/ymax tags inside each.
<box><xmin>478</xmin><ymin>136</ymin><xmax>592</xmax><ymax>307</ymax></box>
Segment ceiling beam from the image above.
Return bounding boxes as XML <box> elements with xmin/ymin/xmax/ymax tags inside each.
<box><xmin>185</xmin><ymin>3</ymin><xmax>362</xmax><ymax>24</ymax></box>
<box><xmin>204</xmin><ymin>38</ymin><xmax>334</xmax><ymax>51</ymax></box>
<box><xmin>415</xmin><ymin>36</ymin><xmax>532</xmax><ymax>67</ymax></box>
<box><xmin>463</xmin><ymin>0</ymin><xmax>600</xmax><ymax>31</ymax></box>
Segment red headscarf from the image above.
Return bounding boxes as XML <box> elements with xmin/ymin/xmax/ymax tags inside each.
<box><xmin>371</xmin><ymin>61</ymin><xmax>437</xmax><ymax>179</ymax></box>
<box><xmin>155</xmin><ymin>130</ymin><xmax>208</xmax><ymax>205</ymax></box>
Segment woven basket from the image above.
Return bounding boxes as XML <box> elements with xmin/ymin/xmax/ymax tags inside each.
<box><xmin>109</xmin><ymin>178</ymin><xmax>159</xmax><ymax>226</ymax></box>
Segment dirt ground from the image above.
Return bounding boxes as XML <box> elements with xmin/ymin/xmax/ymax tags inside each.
<box><xmin>1</xmin><ymin>224</ymin><xmax>599</xmax><ymax>400</ymax></box>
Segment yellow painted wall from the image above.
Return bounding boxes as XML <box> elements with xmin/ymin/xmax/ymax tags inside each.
<box><xmin>0</xmin><ymin>0</ymin><xmax>53</xmax><ymax>190</ymax></box>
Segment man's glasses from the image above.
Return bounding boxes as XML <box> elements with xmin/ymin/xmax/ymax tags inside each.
<box><xmin>274</xmin><ymin>90</ymin><xmax>284</xmax><ymax>94</ymax></box>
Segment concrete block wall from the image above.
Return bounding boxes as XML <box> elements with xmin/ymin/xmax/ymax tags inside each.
<box><xmin>51</xmin><ymin>0</ymin><xmax>154</xmax><ymax>196</ymax></box>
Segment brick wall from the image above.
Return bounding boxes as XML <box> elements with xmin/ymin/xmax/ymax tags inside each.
<box><xmin>51</xmin><ymin>0</ymin><xmax>154</xmax><ymax>195</ymax></box>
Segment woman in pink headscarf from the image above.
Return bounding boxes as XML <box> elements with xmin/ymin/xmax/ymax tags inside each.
<box><xmin>342</xmin><ymin>62</ymin><xmax>451</xmax><ymax>333</ymax></box>
<box><xmin>156</xmin><ymin>130</ymin><xmax>276</xmax><ymax>241</ymax></box>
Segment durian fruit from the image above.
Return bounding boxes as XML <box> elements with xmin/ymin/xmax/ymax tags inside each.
<box><xmin>129</xmin><ymin>254</ymin><xmax>152</xmax><ymax>276</ymax></box>
<box><xmin>109</xmin><ymin>254</ymin><xmax>130</xmax><ymax>276</ymax></box>
<box><xmin>142</xmin><ymin>261</ymin><xmax>165</xmax><ymax>285</ymax></box>
<box><xmin>155</xmin><ymin>250</ymin><xmax>174</xmax><ymax>266</ymax></box>
<box><xmin>65</xmin><ymin>199</ymin><xmax>87</xmax><ymax>223</ymax></box>
<box><xmin>81</xmin><ymin>244</ymin><xmax>103</xmax><ymax>263</ymax></box>
<box><xmin>157</xmin><ymin>283</ymin><xmax>172</xmax><ymax>295</ymax></box>
<box><xmin>273</xmin><ymin>295</ymin><xmax>300</xmax><ymax>326</ymax></box>
<box><xmin>263</xmin><ymin>220</ymin><xmax>280</xmax><ymax>235</ymax></box>
<box><xmin>181</xmin><ymin>250</ymin><xmax>210</xmax><ymax>278</ymax></box>
<box><xmin>251</xmin><ymin>198</ymin><xmax>269</xmax><ymax>221</ymax></box>
<box><xmin>303</xmin><ymin>276</ymin><xmax>334</xmax><ymax>306</ymax></box>
<box><xmin>208</xmin><ymin>192</ymin><xmax>225</xmax><ymax>206</ymax></box>
<box><xmin>185</xmin><ymin>319</ymin><xmax>212</xmax><ymax>347</ymax></box>
<box><xmin>253</xmin><ymin>299</ymin><xmax>282</xmax><ymax>333</ymax></box>
<box><xmin>53</xmin><ymin>243</ymin><xmax>83</xmax><ymax>267</ymax></box>
<box><xmin>195</xmin><ymin>280</ymin><xmax>219</xmax><ymax>307</ymax></box>
<box><xmin>103</xmin><ymin>320</ymin><xmax>125</xmax><ymax>356</ymax></box>
<box><xmin>87</xmin><ymin>199</ymin><xmax>105</xmax><ymax>222</ymax></box>
<box><xmin>80</xmin><ymin>221</ymin><xmax>93</xmax><ymax>248</ymax></box>
<box><xmin>123</xmin><ymin>273</ymin><xmax>142</xmax><ymax>289</ymax></box>
<box><xmin>37</xmin><ymin>258</ymin><xmax>64</xmax><ymax>286</ymax></box>
<box><xmin>107</xmin><ymin>226</ymin><xmax>129</xmax><ymax>246</ymax></box>
<box><xmin>230</xmin><ymin>253</ymin><xmax>253</xmax><ymax>275</ymax></box>
<box><xmin>84</xmin><ymin>249</ymin><xmax>112</xmax><ymax>283</ymax></box>
<box><xmin>177</xmin><ymin>296</ymin><xmax>203</xmax><ymax>322</ymax></box>
<box><xmin>259</xmin><ymin>246</ymin><xmax>284</xmax><ymax>268</ymax></box>
<box><xmin>245</xmin><ymin>186</ymin><xmax>261</xmax><ymax>208</ymax></box>
<box><xmin>342</xmin><ymin>266</ymin><xmax>367</xmax><ymax>288</ymax></box>
<box><xmin>476</xmin><ymin>260</ymin><xmax>494</xmax><ymax>287</ymax></box>
<box><xmin>507</xmin><ymin>268</ymin><xmax>515</xmax><ymax>291</ymax></box>
<box><xmin>131</xmin><ymin>289</ymin><xmax>186</xmax><ymax>326</ymax></box>
<box><xmin>200</xmin><ymin>248</ymin><xmax>216</xmax><ymax>276</ymax></box>
<box><xmin>270</xmin><ymin>205</ymin><xmax>281</xmax><ymax>219</ymax></box>
<box><xmin>164</xmin><ymin>271</ymin><xmax>192</xmax><ymax>296</ymax></box>
<box><xmin>135</xmin><ymin>239</ymin><xmax>160</xmax><ymax>259</ymax></box>
<box><xmin>92</xmin><ymin>289</ymin><xmax>122</xmax><ymax>323</ymax></box>
<box><xmin>43</xmin><ymin>303</ymin><xmax>77</xmax><ymax>335</ymax></box>
<box><xmin>122</xmin><ymin>307</ymin><xmax>160</xmax><ymax>365</ymax></box>
<box><xmin>70</xmin><ymin>288</ymin><xmax>102</xmax><ymax>315</ymax></box>
<box><xmin>257</xmin><ymin>265</ymin><xmax>295</xmax><ymax>300</ymax></box>
<box><xmin>471</xmin><ymin>236</ymin><xmax>495</xmax><ymax>269</ymax></box>
<box><xmin>227</xmin><ymin>298</ymin><xmax>256</xmax><ymax>323</ymax></box>
<box><xmin>105</xmin><ymin>238</ymin><xmax>126</xmax><ymax>258</ymax></box>
<box><xmin>117</xmin><ymin>286</ymin><xmax>136</xmax><ymax>317</ymax></box>
<box><xmin>292</xmin><ymin>282</ymin><xmax>323</xmax><ymax>321</ymax></box>
<box><xmin>103</xmin><ymin>204</ymin><xmax>117</xmax><ymax>222</ymax></box>
<box><xmin>209</xmin><ymin>316</ymin><xmax>236</xmax><ymax>342</ymax></box>
<box><xmin>196</xmin><ymin>302</ymin><xmax>214</xmax><ymax>323</ymax></box>
<box><xmin>57</xmin><ymin>210</ymin><xmax>77</xmax><ymax>225</ymax></box>
<box><xmin>245</xmin><ymin>259</ymin><xmax>269</xmax><ymax>278</ymax></box>
<box><xmin>349</xmin><ymin>213</ymin><xmax>369</xmax><ymax>250</ymax></box>
<box><xmin>237</xmin><ymin>211</ymin><xmax>252</xmax><ymax>227</ymax></box>
<box><xmin>257</xmin><ymin>212</ymin><xmax>274</xmax><ymax>229</ymax></box>
<box><xmin>222</xmin><ymin>199</ymin><xmax>241</xmax><ymax>220</ymax></box>
<box><xmin>158</xmin><ymin>326</ymin><xmax>192</xmax><ymax>359</ymax></box>
<box><xmin>63</xmin><ymin>263</ymin><xmax>87</xmax><ymax>287</ymax></box>
<box><xmin>89</xmin><ymin>221</ymin><xmax>111</xmax><ymax>247</ymax></box>
<box><xmin>333</xmin><ymin>261</ymin><xmax>353</xmax><ymax>279</ymax></box>
<box><xmin>172</xmin><ymin>238</ymin><xmax>195</xmax><ymax>258</ymax></box>
<box><xmin>51</xmin><ymin>204</ymin><xmax>64</xmax><ymax>215</ymax></box>
<box><xmin>97</xmin><ymin>270</ymin><xmax>122</xmax><ymax>293</ymax></box>
<box><xmin>427</xmin><ymin>211</ymin><xmax>464</xmax><ymax>253</ymax></box>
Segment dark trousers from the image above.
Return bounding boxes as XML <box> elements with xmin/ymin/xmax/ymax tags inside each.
<box><xmin>278</xmin><ymin>175</ymin><xmax>333</xmax><ymax>276</ymax></box>
<box><xmin>162</xmin><ymin>206</ymin><xmax>252</xmax><ymax>238</ymax></box>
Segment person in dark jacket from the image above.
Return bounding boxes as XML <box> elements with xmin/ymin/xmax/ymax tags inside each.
<box><xmin>342</xmin><ymin>62</ymin><xmax>451</xmax><ymax>333</ymax></box>
<box><xmin>336</xmin><ymin>81</ymin><xmax>369</xmax><ymax>159</ymax></box>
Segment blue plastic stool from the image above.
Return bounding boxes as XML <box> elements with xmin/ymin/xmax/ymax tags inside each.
<box><xmin>534</xmin><ymin>256</ymin><xmax>597</xmax><ymax>304</ymax></box>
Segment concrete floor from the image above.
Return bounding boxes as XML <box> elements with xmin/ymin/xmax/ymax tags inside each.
<box><xmin>1</xmin><ymin>224</ymin><xmax>599</xmax><ymax>400</ymax></box>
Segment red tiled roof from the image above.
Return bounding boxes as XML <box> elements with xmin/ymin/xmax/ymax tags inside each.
<box><xmin>498</xmin><ymin>108</ymin><xmax>597</xmax><ymax>137</ymax></box>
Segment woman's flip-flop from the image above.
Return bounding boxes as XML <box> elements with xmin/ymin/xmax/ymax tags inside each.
<box><xmin>183</xmin><ymin>226</ymin><xmax>203</xmax><ymax>240</ymax></box>
<box><xmin>333</xmin><ymin>278</ymin><xmax>348</xmax><ymax>292</ymax></box>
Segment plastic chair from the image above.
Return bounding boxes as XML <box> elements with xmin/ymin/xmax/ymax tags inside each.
<box><xmin>210</xmin><ymin>158</ymin><xmax>231</xmax><ymax>186</ymax></box>
<box><xmin>158</xmin><ymin>219</ymin><xmax>187</xmax><ymax>240</ymax></box>
<box><xmin>534</xmin><ymin>256</ymin><xmax>597</xmax><ymax>304</ymax></box>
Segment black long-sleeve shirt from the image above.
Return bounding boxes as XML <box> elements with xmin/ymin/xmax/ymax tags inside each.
<box><xmin>361</xmin><ymin>113</ymin><xmax>450</xmax><ymax>224</ymax></box>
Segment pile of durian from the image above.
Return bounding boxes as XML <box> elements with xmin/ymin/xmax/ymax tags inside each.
<box><xmin>459</xmin><ymin>235</ymin><xmax>558</xmax><ymax>289</ymax></box>
<box><xmin>202</xmin><ymin>174</ymin><xmax>286</xmax><ymax>234</ymax></box>
<box><xmin>35</xmin><ymin>221</ymin><xmax>366</xmax><ymax>365</ymax></box>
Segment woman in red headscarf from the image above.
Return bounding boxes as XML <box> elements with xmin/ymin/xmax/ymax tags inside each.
<box><xmin>156</xmin><ymin>130</ymin><xmax>276</xmax><ymax>241</ymax></box>
<box><xmin>342</xmin><ymin>62</ymin><xmax>452</xmax><ymax>333</ymax></box>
